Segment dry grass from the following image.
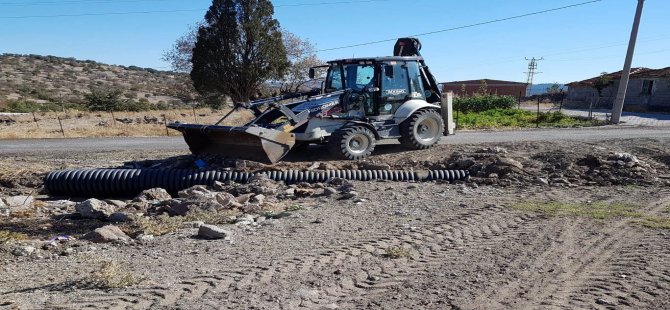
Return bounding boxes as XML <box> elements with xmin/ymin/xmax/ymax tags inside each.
<box><xmin>0</xmin><ymin>108</ymin><xmax>253</xmax><ymax>139</ymax></box>
<box><xmin>512</xmin><ymin>201</ymin><xmax>642</xmax><ymax>219</ymax></box>
<box><xmin>124</xmin><ymin>214</ymin><xmax>185</xmax><ymax>236</ymax></box>
<box><xmin>184</xmin><ymin>209</ymin><xmax>240</xmax><ymax>225</ymax></box>
<box><xmin>384</xmin><ymin>246</ymin><xmax>412</xmax><ymax>259</ymax></box>
<box><xmin>90</xmin><ymin>260</ymin><xmax>141</xmax><ymax>289</ymax></box>
<box><xmin>0</xmin><ymin>230</ymin><xmax>29</xmax><ymax>243</ymax></box>
<box><xmin>124</xmin><ymin>209</ymin><xmax>241</xmax><ymax>236</ymax></box>
<box><xmin>638</xmin><ymin>217</ymin><xmax>670</xmax><ymax>229</ymax></box>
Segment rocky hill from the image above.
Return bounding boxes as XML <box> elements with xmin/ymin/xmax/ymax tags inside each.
<box><xmin>0</xmin><ymin>54</ymin><xmax>197</xmax><ymax>110</ymax></box>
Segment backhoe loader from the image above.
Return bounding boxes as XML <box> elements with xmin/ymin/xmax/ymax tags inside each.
<box><xmin>168</xmin><ymin>37</ymin><xmax>446</xmax><ymax>164</ymax></box>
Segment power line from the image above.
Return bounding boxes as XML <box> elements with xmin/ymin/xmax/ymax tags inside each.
<box><xmin>0</xmin><ymin>8</ymin><xmax>204</xmax><ymax>19</ymax></box>
<box><xmin>0</xmin><ymin>0</ymin><xmax>390</xmax><ymax>9</ymax></box>
<box><xmin>316</xmin><ymin>0</ymin><xmax>602</xmax><ymax>52</ymax></box>
<box><xmin>275</xmin><ymin>0</ymin><xmax>391</xmax><ymax>7</ymax></box>
<box><xmin>440</xmin><ymin>34</ymin><xmax>670</xmax><ymax>72</ymax></box>
<box><xmin>524</xmin><ymin>57</ymin><xmax>543</xmax><ymax>96</ymax></box>
<box><xmin>0</xmin><ymin>0</ymin><xmax>168</xmax><ymax>6</ymax></box>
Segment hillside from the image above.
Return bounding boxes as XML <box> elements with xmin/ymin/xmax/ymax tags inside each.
<box><xmin>528</xmin><ymin>83</ymin><xmax>567</xmax><ymax>96</ymax></box>
<box><xmin>0</xmin><ymin>54</ymin><xmax>197</xmax><ymax>110</ymax></box>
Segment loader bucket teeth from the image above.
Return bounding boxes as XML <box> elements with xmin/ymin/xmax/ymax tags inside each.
<box><xmin>167</xmin><ymin>123</ymin><xmax>295</xmax><ymax>164</ymax></box>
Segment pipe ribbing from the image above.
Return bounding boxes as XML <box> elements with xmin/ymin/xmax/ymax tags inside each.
<box><xmin>44</xmin><ymin>168</ymin><xmax>469</xmax><ymax>198</ymax></box>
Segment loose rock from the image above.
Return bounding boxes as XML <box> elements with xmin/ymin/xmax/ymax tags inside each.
<box><xmin>134</xmin><ymin>188</ymin><xmax>171</xmax><ymax>202</ymax></box>
<box><xmin>321</xmin><ymin>187</ymin><xmax>338</xmax><ymax>196</ymax></box>
<box><xmin>104</xmin><ymin>199</ymin><xmax>127</xmax><ymax>208</ymax></box>
<box><xmin>136</xmin><ymin>234</ymin><xmax>155</xmax><ymax>243</ymax></box>
<box><xmin>0</xmin><ymin>199</ymin><xmax>8</xmax><ymax>217</ymax></box>
<box><xmin>3</xmin><ymin>196</ymin><xmax>34</xmax><ymax>208</ymax></box>
<box><xmin>183</xmin><ymin>221</ymin><xmax>205</xmax><ymax>228</ymax></box>
<box><xmin>341</xmin><ymin>191</ymin><xmax>359</xmax><ymax>200</ymax></box>
<box><xmin>109</xmin><ymin>212</ymin><xmax>130</xmax><ymax>223</ymax></box>
<box><xmin>236</xmin><ymin>214</ymin><xmax>255</xmax><ymax>225</ymax></box>
<box><xmin>12</xmin><ymin>246</ymin><xmax>36</xmax><ymax>257</ymax></box>
<box><xmin>198</xmin><ymin>224</ymin><xmax>231</xmax><ymax>240</ymax></box>
<box><xmin>178</xmin><ymin>185</ymin><xmax>215</xmax><ymax>200</ymax></box>
<box><xmin>75</xmin><ymin>199</ymin><xmax>115</xmax><ymax>220</ymax></box>
<box><xmin>82</xmin><ymin>225</ymin><xmax>131</xmax><ymax>243</ymax></box>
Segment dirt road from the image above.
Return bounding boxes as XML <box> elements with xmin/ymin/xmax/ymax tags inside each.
<box><xmin>1</xmin><ymin>126</ymin><xmax>669</xmax><ymax>154</ymax></box>
<box><xmin>1</xmin><ymin>138</ymin><xmax>669</xmax><ymax>309</ymax></box>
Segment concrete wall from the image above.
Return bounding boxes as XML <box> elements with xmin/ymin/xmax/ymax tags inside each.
<box><xmin>567</xmin><ymin>78</ymin><xmax>670</xmax><ymax>109</ymax></box>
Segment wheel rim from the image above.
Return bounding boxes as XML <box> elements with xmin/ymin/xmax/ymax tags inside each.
<box><xmin>346</xmin><ymin>133</ymin><xmax>370</xmax><ymax>155</ymax></box>
<box><xmin>415</xmin><ymin>117</ymin><xmax>440</xmax><ymax>143</ymax></box>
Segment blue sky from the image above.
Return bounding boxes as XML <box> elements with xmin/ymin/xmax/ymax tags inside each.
<box><xmin>0</xmin><ymin>0</ymin><xmax>667</xmax><ymax>84</ymax></box>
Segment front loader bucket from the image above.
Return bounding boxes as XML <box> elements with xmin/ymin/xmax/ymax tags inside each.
<box><xmin>167</xmin><ymin>123</ymin><xmax>295</xmax><ymax>164</ymax></box>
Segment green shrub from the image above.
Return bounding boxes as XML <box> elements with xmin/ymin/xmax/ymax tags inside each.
<box><xmin>454</xmin><ymin>94</ymin><xmax>516</xmax><ymax>112</ymax></box>
<box><xmin>85</xmin><ymin>88</ymin><xmax>123</xmax><ymax>111</ymax></box>
<box><xmin>120</xmin><ymin>99</ymin><xmax>151</xmax><ymax>112</ymax></box>
<box><xmin>1</xmin><ymin>100</ymin><xmax>85</xmax><ymax>113</ymax></box>
<box><xmin>457</xmin><ymin>109</ymin><xmax>603</xmax><ymax>129</ymax></box>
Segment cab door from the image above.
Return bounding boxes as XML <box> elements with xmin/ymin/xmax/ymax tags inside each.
<box><xmin>379</xmin><ymin>62</ymin><xmax>410</xmax><ymax>115</ymax></box>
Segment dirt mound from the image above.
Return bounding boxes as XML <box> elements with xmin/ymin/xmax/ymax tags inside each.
<box><xmin>441</xmin><ymin>148</ymin><xmax>660</xmax><ymax>187</ymax></box>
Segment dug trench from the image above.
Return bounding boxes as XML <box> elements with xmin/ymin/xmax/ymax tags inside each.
<box><xmin>0</xmin><ymin>138</ymin><xmax>669</xmax><ymax>309</ymax></box>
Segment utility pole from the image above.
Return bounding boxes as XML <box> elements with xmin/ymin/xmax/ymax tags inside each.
<box><xmin>524</xmin><ymin>57</ymin><xmax>543</xmax><ymax>96</ymax></box>
<box><xmin>611</xmin><ymin>0</ymin><xmax>645</xmax><ymax>124</ymax></box>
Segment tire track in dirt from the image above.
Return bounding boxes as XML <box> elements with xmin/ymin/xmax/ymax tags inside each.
<box><xmin>206</xmin><ymin>205</ymin><xmax>543</xmax><ymax>309</ymax></box>
<box><xmin>61</xmin><ymin>204</ymin><xmax>541</xmax><ymax>309</ymax></box>
<box><xmin>550</xmin><ymin>195</ymin><xmax>670</xmax><ymax>310</ymax></box>
<box><xmin>485</xmin><ymin>194</ymin><xmax>670</xmax><ymax>310</ymax></box>
<box><xmin>52</xmin><ymin>192</ymin><xmax>670</xmax><ymax>310</ymax></box>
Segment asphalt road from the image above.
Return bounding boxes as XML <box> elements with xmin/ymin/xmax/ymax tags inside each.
<box><xmin>1</xmin><ymin>126</ymin><xmax>668</xmax><ymax>154</ymax></box>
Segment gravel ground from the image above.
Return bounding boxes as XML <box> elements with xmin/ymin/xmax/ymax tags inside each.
<box><xmin>1</xmin><ymin>138</ymin><xmax>669</xmax><ymax>309</ymax></box>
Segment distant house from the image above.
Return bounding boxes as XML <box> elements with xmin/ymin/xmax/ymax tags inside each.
<box><xmin>566</xmin><ymin>67</ymin><xmax>670</xmax><ymax>110</ymax></box>
<box><xmin>441</xmin><ymin>79</ymin><xmax>528</xmax><ymax>97</ymax></box>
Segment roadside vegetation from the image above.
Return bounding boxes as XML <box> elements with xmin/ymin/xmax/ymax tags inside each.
<box><xmin>453</xmin><ymin>93</ymin><xmax>605</xmax><ymax>129</ymax></box>
<box><xmin>457</xmin><ymin>108</ymin><xmax>605</xmax><ymax>129</ymax></box>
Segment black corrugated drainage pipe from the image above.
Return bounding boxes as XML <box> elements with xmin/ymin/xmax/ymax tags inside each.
<box><xmin>44</xmin><ymin>168</ymin><xmax>469</xmax><ymax>198</ymax></box>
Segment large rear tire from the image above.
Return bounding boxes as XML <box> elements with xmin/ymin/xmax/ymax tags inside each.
<box><xmin>400</xmin><ymin>109</ymin><xmax>444</xmax><ymax>150</ymax></box>
<box><xmin>328</xmin><ymin>125</ymin><xmax>376</xmax><ymax>160</ymax></box>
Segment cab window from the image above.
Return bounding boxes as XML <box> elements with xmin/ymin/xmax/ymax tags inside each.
<box><xmin>344</xmin><ymin>64</ymin><xmax>374</xmax><ymax>91</ymax></box>
<box><xmin>326</xmin><ymin>66</ymin><xmax>343</xmax><ymax>92</ymax></box>
<box><xmin>380</xmin><ymin>62</ymin><xmax>409</xmax><ymax>114</ymax></box>
<box><xmin>406</xmin><ymin>61</ymin><xmax>426</xmax><ymax>100</ymax></box>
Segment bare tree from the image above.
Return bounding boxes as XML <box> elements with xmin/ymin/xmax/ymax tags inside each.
<box><xmin>163</xmin><ymin>24</ymin><xmax>322</xmax><ymax>93</ymax></box>
<box><xmin>161</xmin><ymin>23</ymin><xmax>201</xmax><ymax>73</ymax></box>
<box><xmin>280</xmin><ymin>31</ymin><xmax>324</xmax><ymax>92</ymax></box>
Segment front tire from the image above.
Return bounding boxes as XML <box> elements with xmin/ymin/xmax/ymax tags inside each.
<box><xmin>400</xmin><ymin>109</ymin><xmax>444</xmax><ymax>149</ymax></box>
<box><xmin>328</xmin><ymin>125</ymin><xmax>377</xmax><ymax>160</ymax></box>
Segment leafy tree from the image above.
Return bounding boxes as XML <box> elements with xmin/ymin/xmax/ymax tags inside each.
<box><xmin>85</xmin><ymin>88</ymin><xmax>123</xmax><ymax>111</ymax></box>
<box><xmin>546</xmin><ymin>83</ymin><xmax>562</xmax><ymax>94</ymax></box>
<box><xmin>190</xmin><ymin>0</ymin><xmax>288</xmax><ymax>103</ymax></box>
<box><xmin>593</xmin><ymin>72</ymin><xmax>611</xmax><ymax>97</ymax></box>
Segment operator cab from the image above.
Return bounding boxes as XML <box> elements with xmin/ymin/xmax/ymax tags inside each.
<box><xmin>321</xmin><ymin>57</ymin><xmax>439</xmax><ymax>118</ymax></box>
